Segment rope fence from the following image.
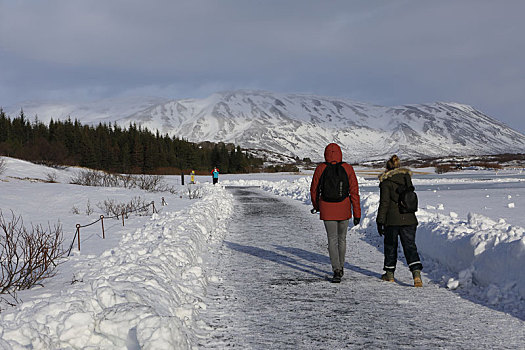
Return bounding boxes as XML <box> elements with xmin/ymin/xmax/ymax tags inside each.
<box><xmin>67</xmin><ymin>199</ymin><xmax>163</xmax><ymax>256</ymax></box>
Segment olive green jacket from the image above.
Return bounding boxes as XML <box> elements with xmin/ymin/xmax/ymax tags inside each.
<box><xmin>376</xmin><ymin>168</ymin><xmax>418</xmax><ymax>226</ymax></box>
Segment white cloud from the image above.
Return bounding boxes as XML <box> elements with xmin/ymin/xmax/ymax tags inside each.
<box><xmin>1</xmin><ymin>0</ymin><xmax>524</xmax><ymax>132</ymax></box>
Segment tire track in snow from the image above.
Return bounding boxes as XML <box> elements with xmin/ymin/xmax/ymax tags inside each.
<box><xmin>200</xmin><ymin>188</ymin><xmax>524</xmax><ymax>349</ymax></box>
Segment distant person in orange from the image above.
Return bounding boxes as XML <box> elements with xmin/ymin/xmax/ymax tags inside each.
<box><xmin>211</xmin><ymin>167</ymin><xmax>219</xmax><ymax>185</ymax></box>
<box><xmin>310</xmin><ymin>143</ymin><xmax>361</xmax><ymax>283</ymax></box>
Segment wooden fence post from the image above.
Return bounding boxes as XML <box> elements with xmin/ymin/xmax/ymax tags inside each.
<box><xmin>100</xmin><ymin>215</ymin><xmax>105</xmax><ymax>239</ymax></box>
<box><xmin>76</xmin><ymin>224</ymin><xmax>81</xmax><ymax>251</ymax></box>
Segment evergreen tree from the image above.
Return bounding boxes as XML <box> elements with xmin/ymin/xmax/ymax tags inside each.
<box><xmin>0</xmin><ymin>113</ymin><xmax>264</xmax><ymax>174</ymax></box>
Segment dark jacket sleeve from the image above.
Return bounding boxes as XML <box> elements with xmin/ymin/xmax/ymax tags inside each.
<box><xmin>376</xmin><ymin>181</ymin><xmax>390</xmax><ymax>224</ymax></box>
<box><xmin>406</xmin><ymin>174</ymin><xmax>414</xmax><ymax>187</ymax></box>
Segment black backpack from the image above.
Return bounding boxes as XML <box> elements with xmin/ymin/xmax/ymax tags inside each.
<box><xmin>318</xmin><ymin>162</ymin><xmax>349</xmax><ymax>202</ymax></box>
<box><xmin>396</xmin><ymin>175</ymin><xmax>418</xmax><ymax>213</ymax></box>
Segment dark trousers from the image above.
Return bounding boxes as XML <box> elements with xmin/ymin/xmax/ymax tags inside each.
<box><xmin>212</xmin><ymin>177</ymin><xmax>218</xmax><ymax>185</ymax></box>
<box><xmin>383</xmin><ymin>224</ymin><xmax>423</xmax><ymax>272</ymax></box>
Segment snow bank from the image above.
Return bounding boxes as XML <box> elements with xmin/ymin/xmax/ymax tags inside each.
<box><xmin>222</xmin><ymin>174</ymin><xmax>367</xmax><ymax>205</ymax></box>
<box><xmin>0</xmin><ymin>184</ymin><xmax>234</xmax><ymax>349</ymax></box>
<box><xmin>224</xmin><ymin>176</ymin><xmax>525</xmax><ymax>316</ymax></box>
<box><xmin>416</xmin><ymin>211</ymin><xmax>525</xmax><ymax>306</ymax></box>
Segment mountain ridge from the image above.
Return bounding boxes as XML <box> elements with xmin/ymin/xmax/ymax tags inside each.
<box><xmin>5</xmin><ymin>90</ymin><xmax>525</xmax><ymax>162</ymax></box>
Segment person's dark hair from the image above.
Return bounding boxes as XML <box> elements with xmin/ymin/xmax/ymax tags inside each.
<box><xmin>386</xmin><ymin>155</ymin><xmax>400</xmax><ymax>170</ymax></box>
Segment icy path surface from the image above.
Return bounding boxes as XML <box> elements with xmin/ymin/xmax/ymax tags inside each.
<box><xmin>200</xmin><ymin>188</ymin><xmax>524</xmax><ymax>349</ymax></box>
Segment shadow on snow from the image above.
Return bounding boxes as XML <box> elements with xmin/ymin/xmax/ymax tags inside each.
<box><xmin>223</xmin><ymin>241</ymin><xmax>384</xmax><ymax>282</ymax></box>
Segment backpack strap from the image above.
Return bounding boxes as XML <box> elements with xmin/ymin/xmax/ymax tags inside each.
<box><xmin>316</xmin><ymin>162</ymin><xmax>329</xmax><ymax>205</ymax></box>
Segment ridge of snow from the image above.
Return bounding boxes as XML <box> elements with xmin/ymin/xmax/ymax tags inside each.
<box><xmin>0</xmin><ymin>178</ymin><xmax>234</xmax><ymax>348</ymax></box>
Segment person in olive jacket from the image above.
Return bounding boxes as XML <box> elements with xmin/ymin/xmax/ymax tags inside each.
<box><xmin>310</xmin><ymin>143</ymin><xmax>361</xmax><ymax>283</ymax></box>
<box><xmin>376</xmin><ymin>155</ymin><xmax>423</xmax><ymax>287</ymax></box>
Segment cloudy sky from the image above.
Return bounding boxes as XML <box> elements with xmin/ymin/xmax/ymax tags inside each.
<box><xmin>1</xmin><ymin>0</ymin><xmax>524</xmax><ymax>132</ymax></box>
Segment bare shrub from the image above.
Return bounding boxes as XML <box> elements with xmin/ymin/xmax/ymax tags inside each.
<box><xmin>187</xmin><ymin>184</ymin><xmax>203</xmax><ymax>199</ymax></box>
<box><xmin>135</xmin><ymin>174</ymin><xmax>165</xmax><ymax>191</ymax></box>
<box><xmin>0</xmin><ymin>211</ymin><xmax>65</xmax><ymax>302</ymax></box>
<box><xmin>120</xmin><ymin>174</ymin><xmax>135</xmax><ymax>188</ymax></box>
<box><xmin>70</xmin><ymin>170</ymin><xmax>169</xmax><ymax>193</ymax></box>
<box><xmin>85</xmin><ymin>200</ymin><xmax>94</xmax><ymax>216</ymax></box>
<box><xmin>96</xmin><ymin>196</ymin><xmax>151</xmax><ymax>218</ymax></box>
<box><xmin>126</xmin><ymin>196</ymin><xmax>151</xmax><ymax>215</ymax></box>
<box><xmin>97</xmin><ymin>199</ymin><xmax>126</xmax><ymax>217</ymax></box>
<box><xmin>71</xmin><ymin>206</ymin><xmax>80</xmax><ymax>215</ymax></box>
<box><xmin>45</xmin><ymin>172</ymin><xmax>58</xmax><ymax>183</ymax></box>
<box><xmin>0</xmin><ymin>158</ymin><xmax>6</xmax><ymax>175</ymax></box>
<box><xmin>70</xmin><ymin>169</ymin><xmax>101</xmax><ymax>186</ymax></box>
<box><xmin>101</xmin><ymin>172</ymin><xmax>121</xmax><ymax>187</ymax></box>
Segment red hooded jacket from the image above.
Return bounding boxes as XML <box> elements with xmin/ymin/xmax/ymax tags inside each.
<box><xmin>310</xmin><ymin>143</ymin><xmax>361</xmax><ymax>221</ymax></box>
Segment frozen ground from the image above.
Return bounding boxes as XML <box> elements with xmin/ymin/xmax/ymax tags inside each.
<box><xmin>0</xmin><ymin>157</ymin><xmax>524</xmax><ymax>348</ymax></box>
<box><xmin>200</xmin><ymin>188</ymin><xmax>524</xmax><ymax>349</ymax></box>
<box><xmin>222</xmin><ymin>171</ymin><xmax>525</xmax><ymax>319</ymax></box>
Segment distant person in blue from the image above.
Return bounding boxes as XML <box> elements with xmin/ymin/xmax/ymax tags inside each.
<box><xmin>211</xmin><ymin>167</ymin><xmax>219</xmax><ymax>185</ymax></box>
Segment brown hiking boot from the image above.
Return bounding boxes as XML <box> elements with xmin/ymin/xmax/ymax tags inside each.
<box><xmin>412</xmin><ymin>270</ymin><xmax>423</xmax><ymax>287</ymax></box>
<box><xmin>381</xmin><ymin>271</ymin><xmax>394</xmax><ymax>282</ymax></box>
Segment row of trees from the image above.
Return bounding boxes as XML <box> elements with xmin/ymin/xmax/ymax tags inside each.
<box><xmin>0</xmin><ymin>109</ymin><xmax>263</xmax><ymax>174</ymax></box>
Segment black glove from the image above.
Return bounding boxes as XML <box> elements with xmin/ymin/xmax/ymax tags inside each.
<box><xmin>353</xmin><ymin>217</ymin><xmax>360</xmax><ymax>226</ymax></box>
<box><xmin>377</xmin><ymin>223</ymin><xmax>386</xmax><ymax>236</ymax></box>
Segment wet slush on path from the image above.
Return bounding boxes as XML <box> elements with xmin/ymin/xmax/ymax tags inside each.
<box><xmin>200</xmin><ymin>187</ymin><xmax>524</xmax><ymax>349</ymax></box>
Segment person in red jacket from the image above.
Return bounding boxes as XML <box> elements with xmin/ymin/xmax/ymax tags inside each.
<box><xmin>310</xmin><ymin>143</ymin><xmax>361</xmax><ymax>282</ymax></box>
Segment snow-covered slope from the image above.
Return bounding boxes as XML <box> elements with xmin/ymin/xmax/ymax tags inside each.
<box><xmin>6</xmin><ymin>90</ymin><xmax>525</xmax><ymax>162</ymax></box>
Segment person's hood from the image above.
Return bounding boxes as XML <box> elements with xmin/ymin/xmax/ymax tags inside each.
<box><xmin>378</xmin><ymin>167</ymin><xmax>412</xmax><ymax>183</ymax></box>
<box><xmin>324</xmin><ymin>143</ymin><xmax>343</xmax><ymax>163</ymax></box>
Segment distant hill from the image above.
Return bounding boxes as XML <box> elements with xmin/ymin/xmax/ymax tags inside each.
<box><xmin>6</xmin><ymin>90</ymin><xmax>525</xmax><ymax>162</ymax></box>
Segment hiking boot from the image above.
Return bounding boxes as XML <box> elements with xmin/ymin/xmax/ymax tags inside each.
<box><xmin>332</xmin><ymin>270</ymin><xmax>342</xmax><ymax>283</ymax></box>
<box><xmin>381</xmin><ymin>271</ymin><xmax>395</xmax><ymax>282</ymax></box>
<box><xmin>412</xmin><ymin>270</ymin><xmax>423</xmax><ymax>288</ymax></box>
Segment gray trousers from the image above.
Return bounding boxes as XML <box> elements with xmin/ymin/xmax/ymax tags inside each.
<box><xmin>324</xmin><ymin>220</ymin><xmax>349</xmax><ymax>272</ymax></box>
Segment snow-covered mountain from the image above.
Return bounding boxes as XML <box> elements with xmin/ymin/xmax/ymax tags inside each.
<box><xmin>6</xmin><ymin>90</ymin><xmax>525</xmax><ymax>162</ymax></box>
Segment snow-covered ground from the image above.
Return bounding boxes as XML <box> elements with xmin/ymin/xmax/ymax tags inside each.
<box><xmin>221</xmin><ymin>170</ymin><xmax>525</xmax><ymax>317</ymax></box>
<box><xmin>0</xmin><ymin>157</ymin><xmax>233</xmax><ymax>348</ymax></box>
<box><xmin>199</xmin><ymin>187</ymin><xmax>524</xmax><ymax>348</ymax></box>
<box><xmin>0</xmin><ymin>157</ymin><xmax>524</xmax><ymax>348</ymax></box>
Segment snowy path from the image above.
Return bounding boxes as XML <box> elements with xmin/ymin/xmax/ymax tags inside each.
<box><xmin>200</xmin><ymin>188</ymin><xmax>524</xmax><ymax>349</ymax></box>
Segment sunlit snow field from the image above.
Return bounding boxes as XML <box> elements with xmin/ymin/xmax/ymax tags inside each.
<box><xmin>0</xmin><ymin>157</ymin><xmax>524</xmax><ymax>348</ymax></box>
